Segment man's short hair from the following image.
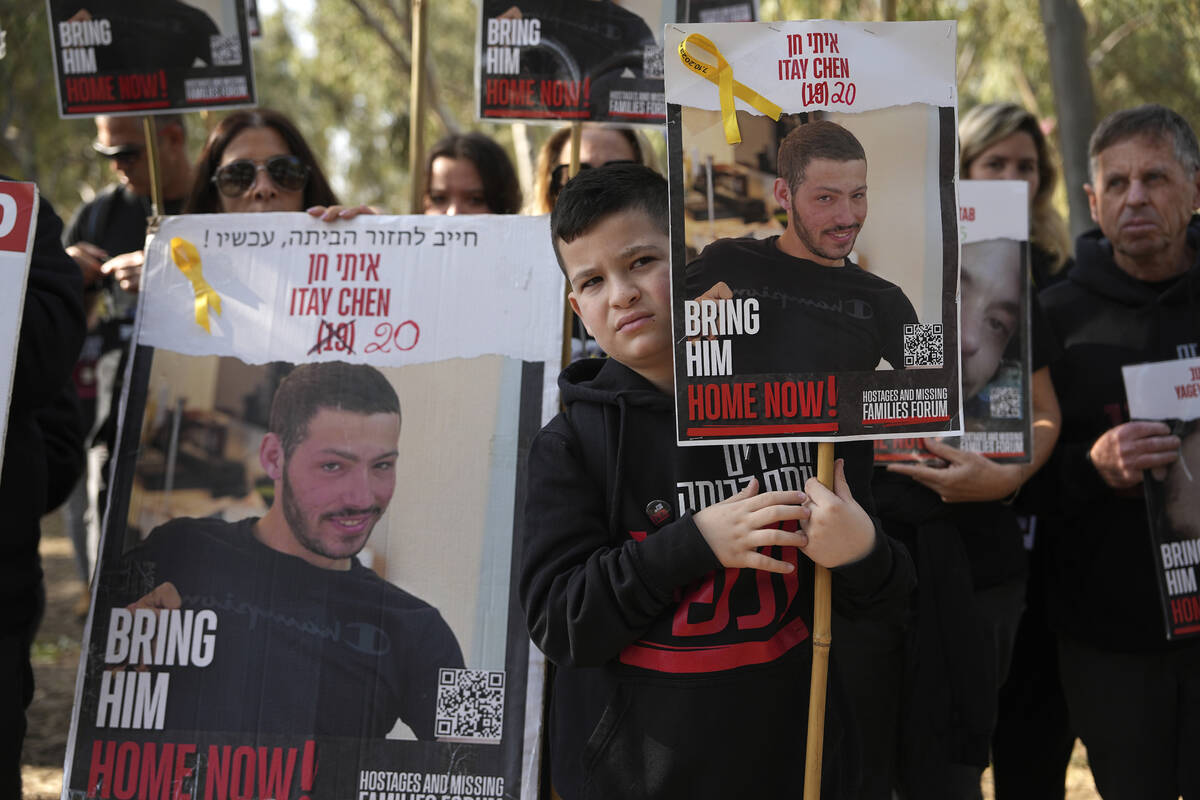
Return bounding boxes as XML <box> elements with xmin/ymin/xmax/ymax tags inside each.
<box><xmin>777</xmin><ymin>120</ymin><xmax>866</xmax><ymax>193</ymax></box>
<box><xmin>550</xmin><ymin>163</ymin><xmax>668</xmax><ymax>275</ymax></box>
<box><xmin>1088</xmin><ymin>104</ymin><xmax>1200</xmax><ymax>181</ymax></box>
<box><xmin>269</xmin><ymin>362</ymin><xmax>400</xmax><ymax>457</ymax></box>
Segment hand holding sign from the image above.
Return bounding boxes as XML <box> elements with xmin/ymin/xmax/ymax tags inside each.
<box><xmin>1089</xmin><ymin>420</ymin><xmax>1180</xmax><ymax>489</ymax></box>
<box><xmin>693</xmin><ymin>477</ymin><xmax>810</xmax><ymax>574</ymax></box>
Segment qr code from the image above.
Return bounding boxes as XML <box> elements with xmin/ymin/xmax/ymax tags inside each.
<box><xmin>903</xmin><ymin>323</ymin><xmax>944</xmax><ymax>367</ymax></box>
<box><xmin>643</xmin><ymin>46</ymin><xmax>664</xmax><ymax>79</ymax></box>
<box><xmin>990</xmin><ymin>386</ymin><xmax>1022</xmax><ymax>418</ymax></box>
<box><xmin>435</xmin><ymin>668</ymin><xmax>504</xmax><ymax>743</ymax></box>
<box><xmin>209</xmin><ymin>35</ymin><xmax>242</xmax><ymax>66</ymax></box>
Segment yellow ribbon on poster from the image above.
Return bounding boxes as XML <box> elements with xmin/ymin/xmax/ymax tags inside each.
<box><xmin>678</xmin><ymin>33</ymin><xmax>782</xmax><ymax>144</ymax></box>
<box><xmin>169</xmin><ymin>237</ymin><xmax>222</xmax><ymax>333</ymax></box>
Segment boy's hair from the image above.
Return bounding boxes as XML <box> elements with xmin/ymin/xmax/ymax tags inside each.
<box><xmin>777</xmin><ymin>120</ymin><xmax>866</xmax><ymax>194</ymax></box>
<box><xmin>1088</xmin><ymin>103</ymin><xmax>1200</xmax><ymax>181</ymax></box>
<box><xmin>269</xmin><ymin>361</ymin><xmax>400</xmax><ymax>458</ymax></box>
<box><xmin>550</xmin><ymin>163</ymin><xmax>668</xmax><ymax>276</ymax></box>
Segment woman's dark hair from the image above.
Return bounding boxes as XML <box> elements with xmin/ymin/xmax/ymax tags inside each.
<box><xmin>424</xmin><ymin>132</ymin><xmax>522</xmax><ymax>214</ymax></box>
<box><xmin>184</xmin><ymin>108</ymin><xmax>338</xmax><ymax>213</ymax></box>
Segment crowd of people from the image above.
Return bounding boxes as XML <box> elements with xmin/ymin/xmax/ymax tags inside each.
<box><xmin>3</xmin><ymin>93</ymin><xmax>1198</xmax><ymax>800</ymax></box>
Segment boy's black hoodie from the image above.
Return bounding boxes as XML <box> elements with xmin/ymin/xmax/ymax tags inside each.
<box><xmin>521</xmin><ymin>357</ymin><xmax>915</xmax><ymax>800</ymax></box>
<box><xmin>1037</xmin><ymin>217</ymin><xmax>1200</xmax><ymax>651</ymax></box>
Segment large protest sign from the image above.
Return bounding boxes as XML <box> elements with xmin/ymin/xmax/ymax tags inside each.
<box><xmin>876</xmin><ymin>179</ymin><xmax>1032</xmax><ymax>463</ymax></box>
<box><xmin>64</xmin><ymin>213</ymin><xmax>561</xmax><ymax>799</ymax></box>
<box><xmin>666</xmin><ymin>21</ymin><xmax>961</xmax><ymax>445</ymax></box>
<box><xmin>476</xmin><ymin>0</ymin><xmax>666</xmax><ymax>124</ymax></box>
<box><xmin>0</xmin><ymin>180</ymin><xmax>37</xmax><ymax>466</ymax></box>
<box><xmin>46</xmin><ymin>0</ymin><xmax>256</xmax><ymax>117</ymax></box>
<box><xmin>1123</xmin><ymin>356</ymin><xmax>1200</xmax><ymax>640</ymax></box>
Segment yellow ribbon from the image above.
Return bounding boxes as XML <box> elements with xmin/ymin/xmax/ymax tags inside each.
<box><xmin>169</xmin><ymin>237</ymin><xmax>222</xmax><ymax>333</ymax></box>
<box><xmin>678</xmin><ymin>33</ymin><xmax>782</xmax><ymax>144</ymax></box>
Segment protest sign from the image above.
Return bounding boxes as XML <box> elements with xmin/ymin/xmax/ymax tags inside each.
<box><xmin>476</xmin><ymin>0</ymin><xmax>666</xmax><ymax>124</ymax></box>
<box><xmin>876</xmin><ymin>179</ymin><xmax>1032</xmax><ymax>463</ymax></box>
<box><xmin>0</xmin><ymin>180</ymin><xmax>37</xmax><ymax>466</ymax></box>
<box><xmin>46</xmin><ymin>0</ymin><xmax>256</xmax><ymax>117</ymax></box>
<box><xmin>666</xmin><ymin>20</ymin><xmax>961</xmax><ymax>445</ymax></box>
<box><xmin>1123</xmin><ymin>355</ymin><xmax>1200</xmax><ymax>639</ymax></box>
<box><xmin>64</xmin><ymin>213</ymin><xmax>562</xmax><ymax>799</ymax></box>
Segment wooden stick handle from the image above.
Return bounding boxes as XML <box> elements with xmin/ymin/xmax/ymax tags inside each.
<box><xmin>803</xmin><ymin>441</ymin><xmax>836</xmax><ymax>800</ymax></box>
<box><xmin>142</xmin><ymin>116</ymin><xmax>163</xmax><ymax>217</ymax></box>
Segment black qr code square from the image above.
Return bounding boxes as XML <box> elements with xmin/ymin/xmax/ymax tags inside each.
<box><xmin>989</xmin><ymin>386</ymin><xmax>1022</xmax><ymax>418</ymax></box>
<box><xmin>435</xmin><ymin>668</ymin><xmax>505</xmax><ymax>743</ymax></box>
<box><xmin>643</xmin><ymin>46</ymin><xmax>664</xmax><ymax>79</ymax></box>
<box><xmin>903</xmin><ymin>323</ymin><xmax>943</xmax><ymax>367</ymax></box>
<box><xmin>209</xmin><ymin>35</ymin><xmax>242</xmax><ymax>66</ymax></box>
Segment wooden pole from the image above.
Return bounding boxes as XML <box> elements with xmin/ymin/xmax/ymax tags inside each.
<box><xmin>407</xmin><ymin>0</ymin><xmax>429</xmax><ymax>213</ymax></box>
<box><xmin>803</xmin><ymin>441</ymin><xmax>836</xmax><ymax>800</ymax></box>
<box><xmin>559</xmin><ymin>123</ymin><xmax>584</xmax><ymax>370</ymax></box>
<box><xmin>141</xmin><ymin>116</ymin><xmax>163</xmax><ymax>217</ymax></box>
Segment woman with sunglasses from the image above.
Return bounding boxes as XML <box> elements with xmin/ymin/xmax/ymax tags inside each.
<box><xmin>185</xmin><ymin>109</ymin><xmax>369</xmax><ymax>220</ymax></box>
<box><xmin>528</xmin><ymin>125</ymin><xmax>654</xmax><ymax>214</ymax></box>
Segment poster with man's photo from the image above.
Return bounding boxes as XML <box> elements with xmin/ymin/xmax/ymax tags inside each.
<box><xmin>63</xmin><ymin>214</ymin><xmax>563</xmax><ymax>799</ymax></box>
<box><xmin>476</xmin><ymin>0</ymin><xmax>666</xmax><ymax>123</ymax></box>
<box><xmin>46</xmin><ymin>0</ymin><xmax>256</xmax><ymax>117</ymax></box>
<box><xmin>0</xmin><ymin>180</ymin><xmax>37</xmax><ymax>465</ymax></box>
<box><xmin>1122</xmin><ymin>356</ymin><xmax>1200</xmax><ymax>640</ymax></box>
<box><xmin>665</xmin><ymin>20</ymin><xmax>961</xmax><ymax>445</ymax></box>
<box><xmin>876</xmin><ymin>179</ymin><xmax>1032</xmax><ymax>463</ymax></box>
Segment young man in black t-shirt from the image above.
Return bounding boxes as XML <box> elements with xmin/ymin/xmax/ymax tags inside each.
<box><xmin>686</xmin><ymin>120</ymin><xmax>918</xmax><ymax>374</ymax></box>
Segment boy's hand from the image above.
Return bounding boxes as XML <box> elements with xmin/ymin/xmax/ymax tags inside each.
<box><xmin>693</xmin><ymin>477</ymin><xmax>810</xmax><ymax>573</ymax></box>
<box><xmin>800</xmin><ymin>459</ymin><xmax>876</xmax><ymax>568</ymax></box>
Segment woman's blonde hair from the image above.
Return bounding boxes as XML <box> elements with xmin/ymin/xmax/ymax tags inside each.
<box><xmin>960</xmin><ymin>103</ymin><xmax>1071</xmax><ymax>273</ymax></box>
<box><xmin>527</xmin><ymin>125</ymin><xmax>655</xmax><ymax>215</ymax></box>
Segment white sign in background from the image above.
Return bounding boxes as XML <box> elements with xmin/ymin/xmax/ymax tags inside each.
<box><xmin>1124</xmin><ymin>356</ymin><xmax>1200</xmax><ymax>422</ymax></box>
<box><xmin>0</xmin><ymin>181</ymin><xmax>38</xmax><ymax>468</ymax></box>
<box><xmin>959</xmin><ymin>180</ymin><xmax>1029</xmax><ymax>244</ymax></box>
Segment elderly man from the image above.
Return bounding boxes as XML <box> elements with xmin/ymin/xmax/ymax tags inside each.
<box><xmin>1039</xmin><ymin>104</ymin><xmax>1200</xmax><ymax>799</ymax></box>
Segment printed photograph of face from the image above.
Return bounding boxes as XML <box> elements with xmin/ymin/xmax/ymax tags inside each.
<box><xmin>960</xmin><ymin>238</ymin><xmax>1023</xmax><ymax>401</ymax></box>
<box><xmin>118</xmin><ymin>351</ymin><xmax>528</xmax><ymax>672</ymax></box>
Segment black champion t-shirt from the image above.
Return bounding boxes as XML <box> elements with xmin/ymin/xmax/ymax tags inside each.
<box><xmin>685</xmin><ymin>235</ymin><xmax>919</xmax><ymax>374</ymax></box>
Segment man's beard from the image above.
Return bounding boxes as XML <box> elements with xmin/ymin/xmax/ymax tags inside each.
<box><xmin>792</xmin><ymin>214</ymin><xmax>859</xmax><ymax>263</ymax></box>
<box><xmin>280</xmin><ymin>469</ymin><xmax>379</xmax><ymax>561</ymax></box>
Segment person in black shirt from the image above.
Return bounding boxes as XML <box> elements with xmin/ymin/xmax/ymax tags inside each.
<box><xmin>686</xmin><ymin>120</ymin><xmax>918</xmax><ymax>374</ymax></box>
<box><xmin>117</xmin><ymin>361</ymin><xmax>463</xmax><ymax>737</ymax></box>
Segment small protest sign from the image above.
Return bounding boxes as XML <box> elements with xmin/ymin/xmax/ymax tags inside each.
<box><xmin>46</xmin><ymin>0</ymin><xmax>256</xmax><ymax>117</ymax></box>
<box><xmin>0</xmin><ymin>180</ymin><xmax>38</xmax><ymax>465</ymax></box>
<box><xmin>476</xmin><ymin>0</ymin><xmax>667</xmax><ymax>124</ymax></box>
<box><xmin>876</xmin><ymin>179</ymin><xmax>1033</xmax><ymax>463</ymax></box>
<box><xmin>1123</xmin><ymin>355</ymin><xmax>1200</xmax><ymax>639</ymax></box>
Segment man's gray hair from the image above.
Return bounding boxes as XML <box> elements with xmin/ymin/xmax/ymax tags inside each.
<box><xmin>1088</xmin><ymin>104</ymin><xmax>1200</xmax><ymax>181</ymax></box>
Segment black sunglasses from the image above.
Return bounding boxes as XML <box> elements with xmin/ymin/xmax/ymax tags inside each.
<box><xmin>212</xmin><ymin>155</ymin><xmax>311</xmax><ymax>197</ymax></box>
<box><xmin>549</xmin><ymin>160</ymin><xmax>639</xmax><ymax>197</ymax></box>
<box><xmin>93</xmin><ymin>142</ymin><xmax>144</xmax><ymax>165</ymax></box>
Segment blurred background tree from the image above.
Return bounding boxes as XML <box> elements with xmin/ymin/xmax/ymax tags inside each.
<box><xmin>3</xmin><ymin>0</ymin><xmax>1198</xmax><ymax>227</ymax></box>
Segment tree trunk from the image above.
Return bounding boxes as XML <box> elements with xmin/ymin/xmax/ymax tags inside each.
<box><xmin>1040</xmin><ymin>0</ymin><xmax>1096</xmax><ymax>241</ymax></box>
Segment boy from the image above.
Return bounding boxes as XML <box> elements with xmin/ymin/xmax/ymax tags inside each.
<box><xmin>520</xmin><ymin>163</ymin><xmax>915</xmax><ymax>799</ymax></box>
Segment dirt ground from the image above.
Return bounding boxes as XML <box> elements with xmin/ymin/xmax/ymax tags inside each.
<box><xmin>20</xmin><ymin>512</ymin><xmax>1100</xmax><ymax>800</ymax></box>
